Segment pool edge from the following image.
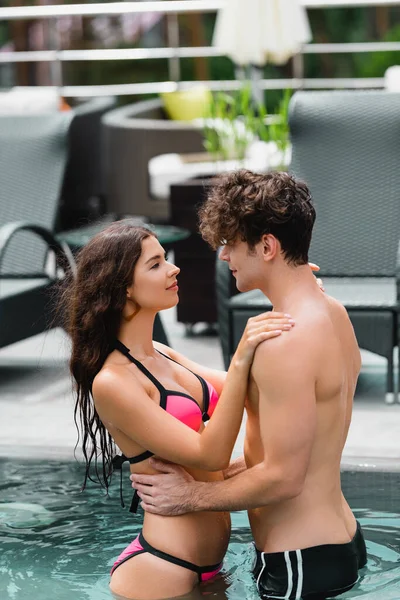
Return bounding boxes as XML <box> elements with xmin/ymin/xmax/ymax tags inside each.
<box><xmin>0</xmin><ymin>445</ymin><xmax>399</xmax><ymax>473</ymax></box>
<box><xmin>0</xmin><ymin>444</ymin><xmax>83</xmax><ymax>461</ymax></box>
<box><xmin>341</xmin><ymin>456</ymin><xmax>400</xmax><ymax>472</ymax></box>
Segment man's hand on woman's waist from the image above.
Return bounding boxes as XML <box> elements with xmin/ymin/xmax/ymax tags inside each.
<box><xmin>130</xmin><ymin>458</ymin><xmax>200</xmax><ymax>516</ymax></box>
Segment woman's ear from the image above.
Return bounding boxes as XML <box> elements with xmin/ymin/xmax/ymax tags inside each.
<box><xmin>124</xmin><ymin>291</ymin><xmax>140</xmax><ymax>321</ymax></box>
<box><xmin>126</xmin><ymin>282</ymin><xmax>137</xmax><ymax>303</ymax></box>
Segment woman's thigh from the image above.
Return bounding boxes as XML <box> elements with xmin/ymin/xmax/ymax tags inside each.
<box><xmin>110</xmin><ymin>551</ymin><xmax>198</xmax><ymax>600</ymax></box>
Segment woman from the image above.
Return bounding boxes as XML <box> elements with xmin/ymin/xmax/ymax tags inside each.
<box><xmin>60</xmin><ymin>219</ymin><xmax>294</xmax><ymax>600</ymax></box>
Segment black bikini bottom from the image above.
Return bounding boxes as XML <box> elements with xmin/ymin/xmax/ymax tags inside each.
<box><xmin>111</xmin><ymin>531</ymin><xmax>223</xmax><ymax>583</ymax></box>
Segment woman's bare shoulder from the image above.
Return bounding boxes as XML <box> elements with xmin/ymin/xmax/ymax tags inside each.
<box><xmin>153</xmin><ymin>341</ymin><xmax>174</xmax><ymax>357</ymax></box>
<box><xmin>92</xmin><ymin>360</ymin><xmax>142</xmax><ymax>403</ymax></box>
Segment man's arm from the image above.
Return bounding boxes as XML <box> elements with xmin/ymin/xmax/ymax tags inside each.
<box><xmin>223</xmin><ymin>456</ymin><xmax>247</xmax><ymax>480</ymax></box>
<box><xmin>132</xmin><ymin>332</ymin><xmax>318</xmax><ymax>514</ymax></box>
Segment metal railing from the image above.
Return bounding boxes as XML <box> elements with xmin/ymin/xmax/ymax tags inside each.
<box><xmin>0</xmin><ymin>0</ymin><xmax>399</xmax><ymax>96</ymax></box>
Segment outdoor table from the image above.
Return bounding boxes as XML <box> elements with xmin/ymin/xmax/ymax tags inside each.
<box><xmin>148</xmin><ymin>143</ymin><xmax>291</xmax><ymax>201</ymax></box>
<box><xmin>56</xmin><ymin>216</ymin><xmax>189</xmax><ymax>253</ymax></box>
<box><xmin>56</xmin><ymin>216</ymin><xmax>190</xmax><ymax>346</ymax></box>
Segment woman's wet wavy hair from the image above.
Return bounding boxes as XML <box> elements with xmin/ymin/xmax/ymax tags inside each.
<box><xmin>199</xmin><ymin>170</ymin><xmax>316</xmax><ymax>265</ymax></box>
<box><xmin>58</xmin><ymin>220</ymin><xmax>156</xmax><ymax>492</ymax></box>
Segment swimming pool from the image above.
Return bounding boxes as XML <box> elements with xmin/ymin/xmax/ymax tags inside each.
<box><xmin>0</xmin><ymin>459</ymin><xmax>399</xmax><ymax>600</ymax></box>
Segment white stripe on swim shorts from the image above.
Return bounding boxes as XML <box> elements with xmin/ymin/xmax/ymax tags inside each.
<box><xmin>295</xmin><ymin>550</ymin><xmax>303</xmax><ymax>600</ymax></box>
<box><xmin>256</xmin><ymin>551</ymin><xmax>266</xmax><ymax>591</ymax></box>
<box><xmin>284</xmin><ymin>551</ymin><xmax>293</xmax><ymax>599</ymax></box>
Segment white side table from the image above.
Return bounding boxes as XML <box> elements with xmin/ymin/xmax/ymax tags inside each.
<box><xmin>148</xmin><ymin>141</ymin><xmax>292</xmax><ymax>201</ymax></box>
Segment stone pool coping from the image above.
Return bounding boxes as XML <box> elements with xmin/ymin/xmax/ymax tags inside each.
<box><xmin>341</xmin><ymin>456</ymin><xmax>400</xmax><ymax>472</ymax></box>
<box><xmin>0</xmin><ymin>444</ymin><xmax>81</xmax><ymax>461</ymax></box>
<box><xmin>1</xmin><ymin>444</ymin><xmax>400</xmax><ymax>474</ymax></box>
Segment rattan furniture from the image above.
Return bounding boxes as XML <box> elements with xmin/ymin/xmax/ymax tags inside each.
<box><xmin>216</xmin><ymin>91</ymin><xmax>400</xmax><ymax>402</ymax></box>
<box><xmin>0</xmin><ymin>112</ymin><xmax>75</xmax><ymax>349</ymax></box>
<box><xmin>102</xmin><ymin>99</ymin><xmax>204</xmax><ymax>222</ymax></box>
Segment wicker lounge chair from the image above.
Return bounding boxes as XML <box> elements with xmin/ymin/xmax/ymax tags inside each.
<box><xmin>0</xmin><ymin>112</ymin><xmax>75</xmax><ymax>349</ymax></box>
<box><xmin>216</xmin><ymin>90</ymin><xmax>400</xmax><ymax>403</ymax></box>
<box><xmin>58</xmin><ymin>96</ymin><xmax>116</xmax><ymax>230</ymax></box>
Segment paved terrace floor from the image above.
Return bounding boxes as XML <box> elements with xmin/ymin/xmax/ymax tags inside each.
<box><xmin>0</xmin><ymin>306</ymin><xmax>399</xmax><ymax>466</ymax></box>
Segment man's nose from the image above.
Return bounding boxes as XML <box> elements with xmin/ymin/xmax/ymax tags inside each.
<box><xmin>219</xmin><ymin>246</ymin><xmax>229</xmax><ymax>262</ymax></box>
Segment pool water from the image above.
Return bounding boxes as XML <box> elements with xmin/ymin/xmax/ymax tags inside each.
<box><xmin>0</xmin><ymin>460</ymin><xmax>399</xmax><ymax>600</ymax></box>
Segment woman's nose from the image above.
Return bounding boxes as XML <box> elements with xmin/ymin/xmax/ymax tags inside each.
<box><xmin>169</xmin><ymin>263</ymin><xmax>180</xmax><ymax>275</ymax></box>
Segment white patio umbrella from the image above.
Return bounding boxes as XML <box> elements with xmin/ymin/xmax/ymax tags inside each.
<box><xmin>213</xmin><ymin>0</ymin><xmax>311</xmax><ymax>99</ymax></box>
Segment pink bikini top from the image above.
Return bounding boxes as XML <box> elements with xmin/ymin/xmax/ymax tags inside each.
<box><xmin>112</xmin><ymin>340</ymin><xmax>219</xmax><ymax>512</ymax></box>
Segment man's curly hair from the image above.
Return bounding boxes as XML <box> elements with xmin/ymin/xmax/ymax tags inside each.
<box><xmin>199</xmin><ymin>170</ymin><xmax>316</xmax><ymax>266</ymax></box>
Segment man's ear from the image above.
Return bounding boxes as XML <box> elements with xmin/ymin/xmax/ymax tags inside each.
<box><xmin>261</xmin><ymin>234</ymin><xmax>278</xmax><ymax>261</ymax></box>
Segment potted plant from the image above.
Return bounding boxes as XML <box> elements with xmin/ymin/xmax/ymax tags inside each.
<box><xmin>166</xmin><ymin>87</ymin><xmax>292</xmax><ymax>330</ymax></box>
<box><xmin>250</xmin><ymin>88</ymin><xmax>292</xmax><ymax>172</ymax></box>
<box><xmin>201</xmin><ymin>85</ymin><xmax>292</xmax><ymax>172</ymax></box>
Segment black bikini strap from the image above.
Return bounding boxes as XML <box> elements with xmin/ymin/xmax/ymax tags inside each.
<box><xmin>199</xmin><ymin>376</ymin><xmax>210</xmax><ymax>422</ymax></box>
<box><xmin>114</xmin><ymin>340</ymin><xmax>164</xmax><ymax>393</ymax></box>
<box><xmin>157</xmin><ymin>350</ymin><xmax>211</xmax><ymax>421</ymax></box>
<box><xmin>138</xmin><ymin>532</ymin><xmax>222</xmax><ymax>581</ymax></box>
<box><xmin>112</xmin><ymin>453</ymin><xmax>143</xmax><ymax>514</ymax></box>
<box><xmin>129</xmin><ymin>450</ymin><xmax>154</xmax><ymax>464</ymax></box>
<box><xmin>130</xmin><ymin>489</ymin><xmax>140</xmax><ymax>513</ymax></box>
<box><xmin>111</xmin><ymin>454</ymin><xmax>127</xmax><ymax>509</ymax></box>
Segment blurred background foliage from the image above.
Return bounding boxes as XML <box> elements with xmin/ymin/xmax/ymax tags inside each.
<box><xmin>0</xmin><ymin>1</ymin><xmax>399</xmax><ymax>111</ymax></box>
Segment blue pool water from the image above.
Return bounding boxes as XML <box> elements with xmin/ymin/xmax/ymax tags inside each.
<box><xmin>0</xmin><ymin>460</ymin><xmax>399</xmax><ymax>600</ymax></box>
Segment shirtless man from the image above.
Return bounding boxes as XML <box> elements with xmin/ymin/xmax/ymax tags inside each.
<box><xmin>131</xmin><ymin>170</ymin><xmax>367</xmax><ymax>600</ymax></box>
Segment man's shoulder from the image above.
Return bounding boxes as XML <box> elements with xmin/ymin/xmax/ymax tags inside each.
<box><xmin>257</xmin><ymin>314</ymin><xmax>323</xmax><ymax>353</ymax></box>
<box><xmin>252</xmin><ymin>311</ymin><xmax>328</xmax><ymax>378</ymax></box>
<box><xmin>254</xmin><ymin>325</ymin><xmax>307</xmax><ymax>371</ymax></box>
<box><xmin>325</xmin><ymin>293</ymin><xmax>348</xmax><ymax>317</ymax></box>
